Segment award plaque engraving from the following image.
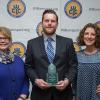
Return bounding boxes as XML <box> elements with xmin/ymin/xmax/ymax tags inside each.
<box><xmin>46</xmin><ymin>63</ymin><xmax>58</xmax><ymax>86</ymax></box>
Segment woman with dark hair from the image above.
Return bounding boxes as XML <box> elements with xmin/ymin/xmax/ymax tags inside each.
<box><xmin>75</xmin><ymin>23</ymin><xmax>100</xmax><ymax>100</ymax></box>
<box><xmin>0</xmin><ymin>27</ymin><xmax>29</xmax><ymax>100</ymax></box>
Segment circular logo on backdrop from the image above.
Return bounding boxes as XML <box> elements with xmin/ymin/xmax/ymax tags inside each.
<box><xmin>64</xmin><ymin>0</ymin><xmax>82</xmax><ymax>18</ymax></box>
<box><xmin>95</xmin><ymin>21</ymin><xmax>100</xmax><ymax>29</ymax></box>
<box><xmin>73</xmin><ymin>42</ymin><xmax>81</xmax><ymax>52</ymax></box>
<box><xmin>7</xmin><ymin>0</ymin><xmax>26</xmax><ymax>18</ymax></box>
<box><xmin>10</xmin><ymin>42</ymin><xmax>26</xmax><ymax>58</ymax></box>
<box><xmin>36</xmin><ymin>22</ymin><xmax>44</xmax><ymax>36</ymax></box>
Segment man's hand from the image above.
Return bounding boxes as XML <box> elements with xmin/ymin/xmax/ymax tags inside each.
<box><xmin>55</xmin><ymin>79</ymin><xmax>70</xmax><ymax>91</ymax></box>
<box><xmin>35</xmin><ymin>79</ymin><xmax>50</xmax><ymax>89</ymax></box>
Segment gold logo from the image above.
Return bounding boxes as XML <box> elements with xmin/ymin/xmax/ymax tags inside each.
<box><xmin>7</xmin><ymin>0</ymin><xmax>26</xmax><ymax>18</ymax></box>
<box><xmin>36</xmin><ymin>22</ymin><xmax>44</xmax><ymax>36</ymax></box>
<box><xmin>73</xmin><ymin>42</ymin><xmax>81</xmax><ymax>52</ymax></box>
<box><xmin>64</xmin><ymin>0</ymin><xmax>82</xmax><ymax>18</ymax></box>
<box><xmin>10</xmin><ymin>42</ymin><xmax>26</xmax><ymax>58</ymax></box>
<box><xmin>95</xmin><ymin>21</ymin><xmax>100</xmax><ymax>29</ymax></box>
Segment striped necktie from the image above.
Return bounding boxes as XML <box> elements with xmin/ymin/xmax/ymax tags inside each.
<box><xmin>46</xmin><ymin>38</ymin><xmax>54</xmax><ymax>63</ymax></box>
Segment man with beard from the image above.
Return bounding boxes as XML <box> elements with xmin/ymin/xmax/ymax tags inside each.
<box><xmin>25</xmin><ymin>9</ymin><xmax>78</xmax><ymax>100</ymax></box>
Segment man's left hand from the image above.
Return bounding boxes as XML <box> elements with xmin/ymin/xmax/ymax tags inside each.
<box><xmin>55</xmin><ymin>79</ymin><xmax>70</xmax><ymax>91</ymax></box>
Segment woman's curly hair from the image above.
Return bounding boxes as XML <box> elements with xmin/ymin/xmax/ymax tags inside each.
<box><xmin>77</xmin><ymin>23</ymin><xmax>100</xmax><ymax>49</ymax></box>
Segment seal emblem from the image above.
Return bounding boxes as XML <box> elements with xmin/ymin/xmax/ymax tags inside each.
<box><xmin>73</xmin><ymin>42</ymin><xmax>81</xmax><ymax>52</ymax></box>
<box><xmin>10</xmin><ymin>42</ymin><xmax>26</xmax><ymax>58</ymax></box>
<box><xmin>36</xmin><ymin>22</ymin><xmax>44</xmax><ymax>36</ymax></box>
<box><xmin>7</xmin><ymin>0</ymin><xmax>26</xmax><ymax>18</ymax></box>
<box><xmin>64</xmin><ymin>0</ymin><xmax>82</xmax><ymax>18</ymax></box>
<box><xmin>95</xmin><ymin>21</ymin><xmax>100</xmax><ymax>29</ymax></box>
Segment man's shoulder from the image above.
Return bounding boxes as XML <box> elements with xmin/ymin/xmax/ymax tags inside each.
<box><xmin>28</xmin><ymin>36</ymin><xmax>42</xmax><ymax>43</ymax></box>
<box><xmin>56</xmin><ymin>35</ymin><xmax>72</xmax><ymax>41</ymax></box>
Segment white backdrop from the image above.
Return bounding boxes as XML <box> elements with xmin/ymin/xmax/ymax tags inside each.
<box><xmin>0</xmin><ymin>0</ymin><xmax>100</xmax><ymax>57</ymax></box>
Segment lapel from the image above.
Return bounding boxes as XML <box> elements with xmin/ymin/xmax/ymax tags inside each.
<box><xmin>53</xmin><ymin>35</ymin><xmax>61</xmax><ymax>63</ymax></box>
<box><xmin>39</xmin><ymin>36</ymin><xmax>49</xmax><ymax>63</ymax></box>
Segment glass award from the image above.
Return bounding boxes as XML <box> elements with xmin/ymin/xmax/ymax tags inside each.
<box><xmin>46</xmin><ymin>63</ymin><xmax>58</xmax><ymax>86</ymax></box>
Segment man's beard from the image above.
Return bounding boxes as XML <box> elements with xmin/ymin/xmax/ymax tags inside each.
<box><xmin>43</xmin><ymin>28</ymin><xmax>56</xmax><ymax>35</ymax></box>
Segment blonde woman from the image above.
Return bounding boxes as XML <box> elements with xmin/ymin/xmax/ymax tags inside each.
<box><xmin>0</xmin><ymin>27</ymin><xmax>29</xmax><ymax>100</ymax></box>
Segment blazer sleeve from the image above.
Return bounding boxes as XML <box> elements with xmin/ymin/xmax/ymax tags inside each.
<box><xmin>20</xmin><ymin>75</ymin><xmax>29</xmax><ymax>96</ymax></box>
<box><xmin>65</xmin><ymin>39</ymin><xmax>78</xmax><ymax>82</ymax></box>
<box><xmin>25</xmin><ymin>40</ymin><xmax>38</xmax><ymax>84</ymax></box>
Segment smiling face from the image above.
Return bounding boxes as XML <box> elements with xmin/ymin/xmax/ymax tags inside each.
<box><xmin>0</xmin><ymin>34</ymin><xmax>11</xmax><ymax>51</ymax></box>
<box><xmin>83</xmin><ymin>27</ymin><xmax>96</xmax><ymax>47</ymax></box>
<box><xmin>42</xmin><ymin>13</ymin><xmax>58</xmax><ymax>36</ymax></box>
<box><xmin>0</xmin><ymin>27</ymin><xmax>12</xmax><ymax>52</ymax></box>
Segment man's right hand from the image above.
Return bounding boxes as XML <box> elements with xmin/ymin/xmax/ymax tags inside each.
<box><xmin>35</xmin><ymin>79</ymin><xmax>50</xmax><ymax>89</ymax></box>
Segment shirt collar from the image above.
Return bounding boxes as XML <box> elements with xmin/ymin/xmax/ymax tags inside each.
<box><xmin>43</xmin><ymin>34</ymin><xmax>56</xmax><ymax>42</ymax></box>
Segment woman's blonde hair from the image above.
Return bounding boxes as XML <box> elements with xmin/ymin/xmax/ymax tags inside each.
<box><xmin>0</xmin><ymin>27</ymin><xmax>12</xmax><ymax>41</ymax></box>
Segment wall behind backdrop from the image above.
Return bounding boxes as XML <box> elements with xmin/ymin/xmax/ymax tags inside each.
<box><xmin>0</xmin><ymin>0</ymin><xmax>100</xmax><ymax>58</ymax></box>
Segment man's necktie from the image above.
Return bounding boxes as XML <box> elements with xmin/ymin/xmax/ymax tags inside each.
<box><xmin>46</xmin><ymin>38</ymin><xmax>54</xmax><ymax>63</ymax></box>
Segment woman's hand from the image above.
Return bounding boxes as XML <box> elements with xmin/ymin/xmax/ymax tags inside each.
<box><xmin>17</xmin><ymin>94</ymin><xmax>27</xmax><ymax>100</ymax></box>
<box><xmin>96</xmin><ymin>85</ymin><xmax>100</xmax><ymax>94</ymax></box>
